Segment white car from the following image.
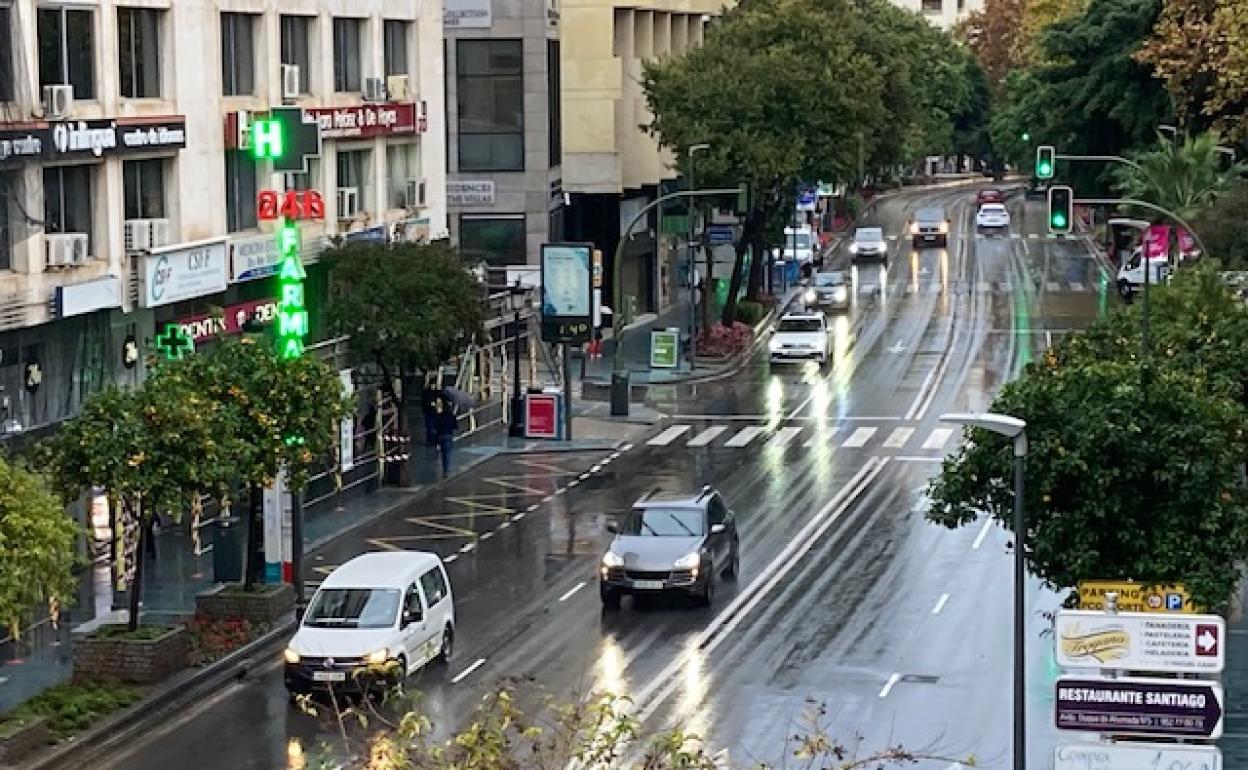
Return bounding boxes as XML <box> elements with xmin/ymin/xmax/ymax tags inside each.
<box><xmin>849</xmin><ymin>227</ymin><xmax>888</xmax><ymax>263</ymax></box>
<box><xmin>808</xmin><ymin>271</ymin><xmax>850</xmax><ymax>311</ymax></box>
<box><xmin>769</xmin><ymin>312</ymin><xmax>829</xmax><ymax>365</ymax></box>
<box><xmin>976</xmin><ymin>203</ymin><xmax>1011</xmax><ymax>231</ymax></box>
<box><xmin>781</xmin><ymin>226</ymin><xmax>819</xmax><ymax>266</ymax></box>
<box><xmin>284</xmin><ymin>551</ymin><xmax>455</xmax><ymax>696</ymax></box>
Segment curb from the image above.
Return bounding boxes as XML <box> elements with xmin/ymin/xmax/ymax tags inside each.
<box><xmin>19</xmin><ymin>619</ymin><xmax>295</xmax><ymax>770</ymax></box>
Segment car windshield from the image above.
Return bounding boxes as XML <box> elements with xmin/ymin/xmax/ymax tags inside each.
<box><xmin>916</xmin><ymin>209</ymin><xmax>945</xmax><ymax>222</ymax></box>
<box><xmin>304</xmin><ymin>588</ymin><xmax>400</xmax><ymax>629</ymax></box>
<box><xmin>981</xmin><ymin>204</ymin><xmax>1006</xmax><ymax>214</ymax></box>
<box><xmin>621</xmin><ymin>507</ymin><xmax>705</xmax><ymax>537</ymax></box>
<box><xmin>855</xmin><ymin>228</ymin><xmax>883</xmax><ymax>242</ymax></box>
<box><xmin>815</xmin><ymin>272</ymin><xmax>846</xmax><ymax>287</ymax></box>
<box><xmin>785</xmin><ymin>232</ymin><xmax>812</xmax><ymax>249</ymax></box>
<box><xmin>778</xmin><ymin>318</ymin><xmax>824</xmax><ymax>332</ymax></box>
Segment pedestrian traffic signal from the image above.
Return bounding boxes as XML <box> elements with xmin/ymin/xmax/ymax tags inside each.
<box><xmin>1021</xmin><ymin>132</ymin><xmax>1031</xmax><ymax>143</ymax></box>
<box><xmin>1036</xmin><ymin>145</ymin><xmax>1055</xmax><ymax>180</ymax></box>
<box><xmin>1047</xmin><ymin>185</ymin><xmax>1073</xmax><ymax>234</ymax></box>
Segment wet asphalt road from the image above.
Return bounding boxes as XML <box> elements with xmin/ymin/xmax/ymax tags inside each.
<box><xmin>102</xmin><ymin>185</ymin><xmax>1109</xmax><ymax>770</ymax></box>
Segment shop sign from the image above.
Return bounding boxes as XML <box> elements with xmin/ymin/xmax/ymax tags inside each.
<box><xmin>140</xmin><ymin>238</ymin><xmax>229</xmax><ymax>308</ymax></box>
<box><xmin>55</xmin><ymin>276</ymin><xmax>122</xmax><ymax>318</ymax></box>
<box><xmin>304</xmin><ymin>103</ymin><xmax>424</xmax><ymax>139</ymax></box>
<box><xmin>393</xmin><ymin>217</ymin><xmax>431</xmax><ymax>243</ymax></box>
<box><xmin>448</xmin><ymin>180</ymin><xmax>495</xmax><ymax>205</ymax></box>
<box><xmin>229</xmin><ymin>232</ymin><xmax>325</xmax><ymax>283</ymax></box>
<box><xmin>0</xmin><ymin>117</ymin><xmax>187</xmax><ymax>165</ymax></box>
<box><xmin>173</xmin><ymin>297</ymin><xmax>280</xmax><ymax>344</ymax></box>
<box><xmin>445</xmin><ymin>0</ymin><xmax>492</xmax><ymax>27</ymax></box>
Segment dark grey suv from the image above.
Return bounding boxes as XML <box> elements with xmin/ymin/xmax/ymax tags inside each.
<box><xmin>599</xmin><ymin>487</ymin><xmax>740</xmax><ymax>608</ymax></box>
<box><xmin>910</xmin><ymin>206</ymin><xmax>950</xmax><ymax>247</ymax></box>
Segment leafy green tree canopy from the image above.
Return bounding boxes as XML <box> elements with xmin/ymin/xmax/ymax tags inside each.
<box><xmin>1112</xmin><ymin>131</ymin><xmax>1247</xmax><ymax>221</ymax></box>
<box><xmin>0</xmin><ymin>458</ymin><xmax>78</xmax><ymax>641</ymax></box>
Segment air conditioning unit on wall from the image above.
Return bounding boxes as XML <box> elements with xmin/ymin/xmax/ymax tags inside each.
<box><xmin>362</xmin><ymin>77</ymin><xmax>386</xmax><ymax>102</ymax></box>
<box><xmin>124</xmin><ymin>219</ymin><xmax>173</xmax><ymax>252</ymax></box>
<box><xmin>281</xmin><ymin>65</ymin><xmax>301</xmax><ymax>100</ymax></box>
<box><xmin>337</xmin><ymin>187</ymin><xmax>360</xmax><ymax>219</ymax></box>
<box><xmin>385</xmin><ymin>75</ymin><xmax>410</xmax><ymax>101</ymax></box>
<box><xmin>45</xmin><ymin>233</ymin><xmax>89</xmax><ymax>267</ymax></box>
<box><xmin>42</xmin><ymin>85</ymin><xmax>73</xmax><ymax>119</ymax></box>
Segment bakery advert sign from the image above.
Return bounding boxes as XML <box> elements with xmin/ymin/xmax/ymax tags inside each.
<box><xmin>1055</xmin><ymin>610</ymin><xmax>1225</xmax><ymax>674</ymax></box>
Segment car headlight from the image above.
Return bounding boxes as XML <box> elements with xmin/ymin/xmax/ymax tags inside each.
<box><xmin>804</xmin><ymin>289</ymin><xmax>817</xmax><ymax>303</ymax></box>
<box><xmin>909</xmin><ymin>222</ymin><xmax>919</xmax><ymax>234</ymax></box>
<box><xmin>832</xmin><ymin>287</ymin><xmax>848</xmax><ymax>301</ymax></box>
<box><xmin>849</xmin><ymin>243</ymin><xmax>858</xmax><ymax>253</ymax></box>
<box><xmin>601</xmin><ymin>551</ymin><xmax>624</xmax><ymax>568</ymax></box>
<box><xmin>284</xmin><ymin>647</ymin><xmax>301</xmax><ymax>664</ymax></box>
<box><xmin>673</xmin><ymin>552</ymin><xmax>701</xmax><ymax>570</ymax></box>
<box><xmin>366</xmin><ymin>649</ymin><xmax>390</xmax><ymax>665</ymax></box>
<box><xmin>939</xmin><ymin>221</ymin><xmax>949</xmax><ymax>233</ymax></box>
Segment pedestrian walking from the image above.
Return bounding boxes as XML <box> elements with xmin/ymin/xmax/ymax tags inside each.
<box><xmin>435</xmin><ymin>402</ymin><xmax>458</xmax><ymax>479</ymax></box>
<box><xmin>421</xmin><ymin>387</ymin><xmax>440</xmax><ymax>447</ymax></box>
<box><xmin>143</xmin><ymin>513</ymin><xmax>159</xmax><ymax>559</ymax></box>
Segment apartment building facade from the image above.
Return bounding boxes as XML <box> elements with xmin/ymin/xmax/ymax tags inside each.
<box><xmin>0</xmin><ymin>0</ymin><xmax>445</xmax><ymax>433</ymax></box>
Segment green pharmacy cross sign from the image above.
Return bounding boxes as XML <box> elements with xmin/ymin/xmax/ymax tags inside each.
<box><xmin>251</xmin><ymin>107</ymin><xmax>322</xmax><ymax>174</ymax></box>
<box><xmin>155</xmin><ymin>323</ymin><xmax>194</xmax><ymax>360</ymax></box>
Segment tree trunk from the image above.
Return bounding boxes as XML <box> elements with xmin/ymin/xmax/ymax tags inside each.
<box><xmin>746</xmin><ymin>226</ymin><xmax>767</xmax><ymax>301</ymax></box>
<box><xmin>721</xmin><ymin>211</ymin><xmax>758</xmax><ymax>327</ymax></box>
<box><xmin>375</xmin><ymin>354</ymin><xmax>411</xmax><ymax>487</ymax></box>
<box><xmin>128</xmin><ymin>499</ymin><xmax>144</xmax><ymax>632</ymax></box>
<box><xmin>700</xmin><ymin>232</ymin><xmax>713</xmax><ymax>335</ymax></box>
<box><xmin>243</xmin><ymin>483</ymin><xmax>264</xmax><ymax>590</ymax></box>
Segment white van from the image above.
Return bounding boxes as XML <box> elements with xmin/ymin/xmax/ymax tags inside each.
<box><xmin>1116</xmin><ymin>247</ymin><xmax>1170</xmax><ymax>299</ymax></box>
<box><xmin>781</xmin><ymin>226</ymin><xmax>818</xmax><ymax>266</ymax></box>
<box><xmin>283</xmin><ymin>551</ymin><xmax>455</xmax><ymax>695</ymax></box>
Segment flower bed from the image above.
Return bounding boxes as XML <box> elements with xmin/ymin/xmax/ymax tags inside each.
<box><xmin>0</xmin><ymin>680</ymin><xmax>142</xmax><ymax>747</ymax></box>
<box><xmin>696</xmin><ymin>322</ymin><xmax>754</xmax><ymax>359</ymax></box>
<box><xmin>196</xmin><ymin>582</ymin><xmax>295</xmax><ymax>625</ymax></box>
<box><xmin>185</xmin><ymin>614</ymin><xmax>272</xmax><ymax>667</ymax></box>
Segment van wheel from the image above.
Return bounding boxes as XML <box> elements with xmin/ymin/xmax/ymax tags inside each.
<box><xmin>439</xmin><ymin>627</ymin><xmax>454</xmax><ymax>663</ymax></box>
<box><xmin>1118</xmin><ymin>280</ymin><xmax>1134</xmax><ymax>301</ymax></box>
<box><xmin>394</xmin><ymin>655</ymin><xmax>408</xmax><ymax>684</ymax></box>
<box><xmin>697</xmin><ymin>569</ymin><xmax>714</xmax><ymax>607</ymax></box>
<box><xmin>601</xmin><ymin>585</ymin><xmax>622</xmax><ymax>610</ymax></box>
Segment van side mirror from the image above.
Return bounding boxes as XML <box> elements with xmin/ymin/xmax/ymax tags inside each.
<box><xmin>710</xmin><ymin>523</ymin><xmax>726</xmax><ymax>534</ymax></box>
<box><xmin>402</xmin><ymin>609</ymin><xmax>422</xmax><ymax>627</ymax></box>
<box><xmin>606</xmin><ymin>521</ymin><xmax>619</xmax><ymax>534</ymax></box>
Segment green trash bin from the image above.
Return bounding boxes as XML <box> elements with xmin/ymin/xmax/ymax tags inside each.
<box><xmin>213</xmin><ymin>515</ymin><xmax>244</xmax><ymax>583</ymax></box>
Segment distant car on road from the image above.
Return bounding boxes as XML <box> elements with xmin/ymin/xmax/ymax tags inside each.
<box><xmin>975</xmin><ymin>203</ymin><xmax>1011</xmax><ymax>232</ymax></box>
<box><xmin>599</xmin><ymin>487</ymin><xmax>739</xmax><ymax>609</ymax></box>
<box><xmin>976</xmin><ymin>189</ymin><xmax>1003</xmax><ymax>206</ymax></box>
<box><xmin>810</xmin><ymin>271</ymin><xmax>850</xmax><ymax>311</ymax></box>
<box><xmin>910</xmin><ymin>207</ymin><xmax>949</xmax><ymax>247</ymax></box>
<box><xmin>769</xmin><ymin>312</ymin><xmax>829</xmax><ymax>365</ymax></box>
<box><xmin>849</xmin><ymin>226</ymin><xmax>888</xmax><ymax>263</ymax></box>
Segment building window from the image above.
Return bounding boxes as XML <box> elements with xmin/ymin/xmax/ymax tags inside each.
<box><xmin>547</xmin><ymin>40</ymin><xmax>561</xmax><ymax>168</ymax></box>
<box><xmin>336</xmin><ymin>149</ymin><xmax>371</xmax><ymax>213</ymax></box>
<box><xmin>457</xmin><ymin>40</ymin><xmax>524</xmax><ymax>172</ymax></box>
<box><xmin>224</xmin><ymin>150</ymin><xmax>258</xmax><ymax>232</ymax></box>
<box><xmin>386</xmin><ymin>143</ymin><xmax>419</xmax><ymax>208</ymax></box>
<box><xmin>0</xmin><ymin>173</ymin><xmax>13</xmax><ymax>270</ymax></box>
<box><xmin>333</xmin><ymin>17</ymin><xmax>363</xmax><ymax>93</ymax></box>
<box><xmin>38</xmin><ymin>7</ymin><xmax>95</xmax><ymax>99</ymax></box>
<box><xmin>123</xmin><ymin>159</ymin><xmax>165</xmax><ymax>220</ymax></box>
<box><xmin>384</xmin><ymin>20</ymin><xmax>409</xmax><ymax>76</ymax></box>
<box><xmin>922</xmin><ymin>0</ymin><xmax>943</xmax><ymax>12</ymax></box>
<box><xmin>0</xmin><ymin>7</ymin><xmax>13</xmax><ymax>102</ymax></box>
<box><xmin>460</xmin><ymin>216</ymin><xmax>526</xmax><ymax>266</ymax></box>
<box><xmin>118</xmin><ymin>8</ymin><xmax>161</xmax><ymax>98</ymax></box>
<box><xmin>44</xmin><ymin>165</ymin><xmax>94</xmax><ymax>251</ymax></box>
<box><xmin>286</xmin><ymin>158</ymin><xmax>319</xmax><ymax>194</ymax></box>
<box><xmin>221</xmin><ymin>12</ymin><xmax>256</xmax><ymax>96</ymax></box>
<box><xmin>280</xmin><ymin>15</ymin><xmax>313</xmax><ymax>94</ymax></box>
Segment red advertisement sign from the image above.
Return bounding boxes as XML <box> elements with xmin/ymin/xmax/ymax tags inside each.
<box><xmin>1143</xmin><ymin>224</ymin><xmax>1198</xmax><ymax>259</ymax></box>
<box><xmin>175</xmin><ymin>298</ymin><xmax>279</xmax><ymax>343</ymax></box>
<box><xmin>304</xmin><ymin>102</ymin><xmax>426</xmax><ymax>139</ymax></box>
<box><xmin>525</xmin><ymin>394</ymin><xmax>559</xmax><ymax>439</ymax></box>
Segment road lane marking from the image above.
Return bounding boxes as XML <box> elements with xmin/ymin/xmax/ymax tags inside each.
<box><xmin>647</xmin><ymin>425</ymin><xmax>691</xmax><ymax>446</ymax></box>
<box><xmin>443</xmin><ymin>553</ymin><xmax>459</xmax><ymax>563</ymax></box>
<box><xmin>725</xmin><ymin>426</ymin><xmax>765</xmax><ymax>447</ymax></box>
<box><xmin>558</xmin><ymin>581</ymin><xmax>587</xmax><ymax>602</ymax></box>
<box><xmin>841</xmin><ymin>427</ymin><xmax>876</xmax><ymax>448</ymax></box>
<box><xmin>451</xmin><ymin>658</ymin><xmax>487</xmax><ymax>684</ymax></box>
<box><xmin>479</xmin><ymin>531</ymin><xmax>494</xmax><ymax>540</ymax></box>
<box><xmin>768</xmin><ymin>426</ymin><xmax>803</xmax><ymax>449</ymax></box>
<box><xmin>526</xmin><ymin>503</ymin><xmax>540</xmax><ymax>512</ymax></box>
<box><xmin>688</xmin><ymin>426</ymin><xmax>727</xmax><ymax>447</ymax></box>
<box><xmin>568</xmin><ymin>479</ymin><xmax>580</xmax><ymax>487</ymax></box>
<box><xmin>512</xmin><ymin>511</ymin><xmax>526</xmax><ymax>521</ymax></box>
<box><xmin>923</xmin><ymin>427</ymin><xmax>954</xmax><ymax>449</ymax></box>
<box><xmin>498</xmin><ymin>520</ymin><xmax>511</xmax><ymax>529</ymax></box>
<box><xmin>590</xmin><ymin>465</ymin><xmax>602</xmax><ymax>473</ymax></box>
<box><xmin>891</xmin><ymin>455</ymin><xmax>942</xmax><ymax>463</ymax></box>
<box><xmin>879</xmin><ymin>672</ymin><xmax>901</xmax><ymax>698</ymax></box>
<box><xmin>972</xmin><ymin>516</ymin><xmax>994</xmax><ymax>550</ymax></box>
<box><xmin>883</xmin><ymin>427</ymin><xmax>914</xmax><ymax>449</ymax></box>
<box><xmin>634</xmin><ymin>458</ymin><xmax>888</xmax><ymax>721</ymax></box>
<box><xmin>460</xmin><ymin>542</ymin><xmax>477</xmax><ymax>553</ymax></box>
<box><xmin>932</xmin><ymin>593</ymin><xmax>950</xmax><ymax>614</ymax></box>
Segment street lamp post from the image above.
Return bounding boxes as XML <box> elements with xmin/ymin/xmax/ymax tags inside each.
<box><xmin>508</xmin><ymin>281</ymin><xmax>526</xmax><ymax>437</ymax></box>
<box><xmin>940</xmin><ymin>412</ymin><xmax>1028</xmax><ymax>770</ymax></box>
<box><xmin>688</xmin><ymin>143</ymin><xmax>710</xmax><ymax>368</ymax></box>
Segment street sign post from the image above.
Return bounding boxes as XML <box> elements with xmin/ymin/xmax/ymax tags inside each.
<box><xmin>1054</xmin><ymin>743</ymin><xmax>1222</xmax><ymax>770</ymax></box>
<box><xmin>1077</xmin><ymin>580</ymin><xmax>1197</xmax><ymax>613</ymax></box>
<box><xmin>1055</xmin><ymin>677</ymin><xmax>1224</xmax><ymax>739</ymax></box>
<box><xmin>650</xmin><ymin>329</ymin><xmax>679</xmax><ymax>368</ymax></box>
<box><xmin>1055</xmin><ymin>610</ymin><xmax>1225</xmax><ymax>673</ymax></box>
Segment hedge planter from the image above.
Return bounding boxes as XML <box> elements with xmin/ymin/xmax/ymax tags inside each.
<box><xmin>196</xmin><ymin>583</ymin><xmax>295</xmax><ymax>625</ymax></box>
<box><xmin>0</xmin><ymin>715</ymin><xmax>49</xmax><ymax>764</ymax></box>
<box><xmin>73</xmin><ymin>626</ymin><xmax>188</xmax><ymax>685</ymax></box>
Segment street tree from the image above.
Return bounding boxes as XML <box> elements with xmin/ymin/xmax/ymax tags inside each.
<box><xmin>1137</xmin><ymin>0</ymin><xmax>1248</xmax><ymax>141</ymax></box>
<box><xmin>323</xmin><ymin>241</ymin><xmax>484</xmax><ymax>482</ymax></box>
<box><xmin>1193</xmin><ymin>180</ymin><xmax>1248</xmax><ymax>269</ymax></box>
<box><xmin>0</xmin><ymin>457</ymin><xmax>78</xmax><ymax>643</ymax></box>
<box><xmin>956</xmin><ymin>0</ymin><xmax>1025</xmax><ymax>88</ymax></box>
<box><xmin>1111</xmin><ymin>130</ymin><xmax>1247</xmax><ymax>221</ymax></box>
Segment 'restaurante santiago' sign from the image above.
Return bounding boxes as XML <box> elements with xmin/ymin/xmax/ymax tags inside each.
<box><xmin>1054</xmin><ymin>676</ymin><xmax>1224</xmax><ymax>739</ymax></box>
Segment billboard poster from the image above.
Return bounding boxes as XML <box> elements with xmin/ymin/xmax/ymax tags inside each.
<box><xmin>540</xmin><ymin>243</ymin><xmax>593</xmax><ymax>344</ymax></box>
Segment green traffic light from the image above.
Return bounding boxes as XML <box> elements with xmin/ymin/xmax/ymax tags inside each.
<box><xmin>1022</xmin><ymin>132</ymin><xmax>1031</xmax><ymax>142</ymax></box>
<box><xmin>1051</xmin><ymin>212</ymin><xmax>1067</xmax><ymax>228</ymax></box>
<box><xmin>1038</xmin><ymin>161</ymin><xmax>1052</xmax><ymax>177</ymax></box>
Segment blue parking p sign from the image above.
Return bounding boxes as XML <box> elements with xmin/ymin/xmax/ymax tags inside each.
<box><xmin>1166</xmin><ymin>593</ymin><xmax>1184</xmax><ymax>610</ymax></box>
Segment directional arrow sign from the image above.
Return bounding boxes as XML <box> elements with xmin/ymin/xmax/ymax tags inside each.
<box><xmin>1055</xmin><ymin>610</ymin><xmax>1225</xmax><ymax>673</ymax></box>
<box><xmin>1054</xmin><ymin>743</ymin><xmax>1221</xmax><ymax>770</ymax></box>
<box><xmin>1055</xmin><ymin>677</ymin><xmax>1224</xmax><ymax>739</ymax></box>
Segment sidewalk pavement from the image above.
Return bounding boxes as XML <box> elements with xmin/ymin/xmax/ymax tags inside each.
<box><xmin>0</xmin><ymin>408</ymin><xmax>649</xmax><ymax>714</ymax></box>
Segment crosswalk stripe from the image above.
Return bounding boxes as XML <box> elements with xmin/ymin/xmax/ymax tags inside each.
<box><xmin>1010</xmin><ymin>233</ymin><xmax>1021</xmax><ymax>239</ymax></box>
<box><xmin>1046</xmin><ymin>281</ymin><xmax>1061</xmax><ymax>292</ymax></box>
<box><xmin>841</xmin><ymin>427</ymin><xmax>877</xmax><ymax>448</ymax></box>
<box><xmin>725</xmin><ymin>426</ymin><xmax>765</xmax><ymax>447</ymax></box>
<box><xmin>883</xmin><ymin>427</ymin><xmax>915</xmax><ymax>448</ymax></box>
<box><xmin>923</xmin><ymin>427</ymin><xmax>954</xmax><ymax>450</ymax></box>
<box><xmin>687</xmin><ymin>426</ymin><xmax>727</xmax><ymax>447</ymax></box>
<box><xmin>1028</xmin><ymin>233</ymin><xmax>1040</xmax><ymax>239</ymax></box>
<box><xmin>769</xmin><ymin>426</ymin><xmax>803</xmax><ymax>448</ymax></box>
<box><xmin>647</xmin><ymin>425</ymin><xmax>690</xmax><ymax>446</ymax></box>
<box><xmin>1070</xmin><ymin>281</ymin><xmax>1084</xmax><ymax>292</ymax></box>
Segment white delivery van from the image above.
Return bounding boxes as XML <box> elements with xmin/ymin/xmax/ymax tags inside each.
<box><xmin>781</xmin><ymin>226</ymin><xmax>819</xmax><ymax>266</ymax></box>
<box><xmin>1116</xmin><ymin>247</ymin><xmax>1170</xmax><ymax>299</ymax></box>
<box><xmin>284</xmin><ymin>551</ymin><xmax>455</xmax><ymax>695</ymax></box>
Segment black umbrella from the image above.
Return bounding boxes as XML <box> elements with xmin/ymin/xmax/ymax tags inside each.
<box><xmin>442</xmin><ymin>386</ymin><xmax>477</xmax><ymax>411</ymax></box>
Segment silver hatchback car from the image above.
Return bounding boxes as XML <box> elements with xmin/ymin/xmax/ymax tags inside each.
<box><xmin>599</xmin><ymin>487</ymin><xmax>740</xmax><ymax>608</ymax></box>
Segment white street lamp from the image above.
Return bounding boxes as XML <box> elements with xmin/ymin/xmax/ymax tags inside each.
<box><xmin>940</xmin><ymin>412</ymin><xmax>1027</xmax><ymax>770</ymax></box>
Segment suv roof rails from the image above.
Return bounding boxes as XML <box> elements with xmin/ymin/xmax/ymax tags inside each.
<box><xmin>696</xmin><ymin>485</ymin><xmax>715</xmax><ymax>501</ymax></box>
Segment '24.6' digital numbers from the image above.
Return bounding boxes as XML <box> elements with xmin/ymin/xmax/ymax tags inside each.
<box><xmin>257</xmin><ymin>190</ymin><xmax>325</xmax><ymax>221</ymax></box>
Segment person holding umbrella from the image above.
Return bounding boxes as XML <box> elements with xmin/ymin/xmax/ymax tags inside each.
<box><xmin>435</xmin><ymin>398</ymin><xmax>459</xmax><ymax>479</ymax></box>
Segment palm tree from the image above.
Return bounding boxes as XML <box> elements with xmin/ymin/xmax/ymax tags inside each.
<box><xmin>1113</xmin><ymin>131</ymin><xmax>1247</xmax><ymax>222</ymax></box>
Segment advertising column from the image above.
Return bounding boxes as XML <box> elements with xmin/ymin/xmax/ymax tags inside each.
<box><xmin>540</xmin><ymin>243</ymin><xmax>593</xmax><ymax>440</ymax></box>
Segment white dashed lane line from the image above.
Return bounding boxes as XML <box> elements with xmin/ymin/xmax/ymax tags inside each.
<box><xmin>451</xmin><ymin>658</ymin><xmax>487</xmax><ymax>684</ymax></box>
<box><xmin>932</xmin><ymin>593</ymin><xmax>950</xmax><ymax>615</ymax></box>
<box><xmin>558</xmin><ymin>581</ymin><xmax>587</xmax><ymax>602</ymax></box>
<box><xmin>879</xmin><ymin>672</ymin><xmax>901</xmax><ymax>698</ymax></box>
<box><xmin>972</xmin><ymin>516</ymin><xmax>994</xmax><ymax>550</ymax></box>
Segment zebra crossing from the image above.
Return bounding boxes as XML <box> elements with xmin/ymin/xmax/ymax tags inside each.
<box><xmin>864</xmin><ymin>280</ymin><xmax>1098</xmax><ymax>295</ymax></box>
<box><xmin>644</xmin><ymin>421</ymin><xmax>959</xmax><ymax>455</ymax></box>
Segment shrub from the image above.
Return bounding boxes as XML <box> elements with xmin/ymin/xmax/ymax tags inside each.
<box><xmin>91</xmin><ymin>624</ymin><xmax>170</xmax><ymax>641</ymax></box>
<box><xmin>846</xmin><ymin>194</ymin><xmax>866</xmax><ymax>221</ymax></box>
<box><xmin>185</xmin><ymin>614</ymin><xmax>269</xmax><ymax>666</ymax></box>
<box><xmin>696</xmin><ymin>323</ymin><xmax>753</xmax><ymax>358</ymax></box>
<box><xmin>1</xmin><ymin>680</ymin><xmax>142</xmax><ymax>741</ymax></box>
<box><xmin>733</xmin><ymin>300</ymin><xmax>765</xmax><ymax>326</ymax></box>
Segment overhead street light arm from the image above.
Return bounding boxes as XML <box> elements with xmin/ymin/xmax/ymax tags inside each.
<box><xmin>1056</xmin><ymin>154</ymin><xmax>1144</xmax><ymax>174</ymax></box>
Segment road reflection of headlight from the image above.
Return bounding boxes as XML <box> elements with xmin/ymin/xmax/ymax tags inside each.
<box><xmin>597</xmin><ymin>636</ymin><xmax>626</xmax><ymax>696</ymax></box>
<box><xmin>287</xmin><ymin>739</ymin><xmax>306</xmax><ymax>770</ymax></box>
<box><xmin>768</xmin><ymin>378</ymin><xmax>783</xmax><ymax>404</ymax></box>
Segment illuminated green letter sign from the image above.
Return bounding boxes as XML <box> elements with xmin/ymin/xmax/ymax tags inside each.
<box><xmin>276</xmin><ymin>222</ymin><xmax>307</xmax><ymax>359</ymax></box>
<box><xmin>251</xmin><ymin>119</ymin><xmax>284</xmax><ymax>160</ymax></box>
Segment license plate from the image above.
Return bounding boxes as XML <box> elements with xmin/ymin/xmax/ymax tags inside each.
<box><xmin>313</xmin><ymin>671</ymin><xmax>346</xmax><ymax>682</ymax></box>
<box><xmin>632</xmin><ymin>580</ymin><xmax>664</xmax><ymax>590</ymax></box>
